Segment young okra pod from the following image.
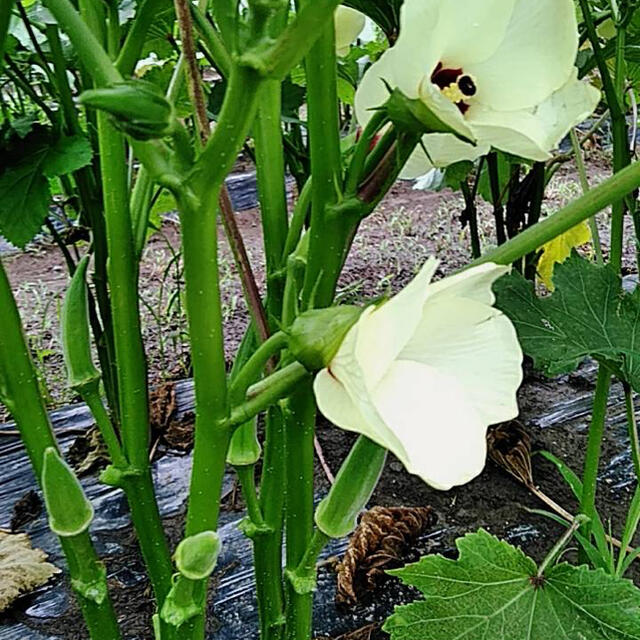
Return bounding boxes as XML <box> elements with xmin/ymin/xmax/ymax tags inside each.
<box><xmin>61</xmin><ymin>256</ymin><xmax>100</xmax><ymax>392</ymax></box>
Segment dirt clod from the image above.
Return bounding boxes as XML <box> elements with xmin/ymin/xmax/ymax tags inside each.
<box><xmin>336</xmin><ymin>506</ymin><xmax>436</xmax><ymax>606</ymax></box>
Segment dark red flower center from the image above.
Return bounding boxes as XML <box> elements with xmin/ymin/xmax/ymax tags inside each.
<box><xmin>430</xmin><ymin>63</ymin><xmax>477</xmax><ymax>114</ymax></box>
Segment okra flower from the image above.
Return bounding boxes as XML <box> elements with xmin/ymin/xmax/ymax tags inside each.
<box><xmin>355</xmin><ymin>0</ymin><xmax>600</xmax><ymax>176</ymax></box>
<box><xmin>335</xmin><ymin>6</ymin><xmax>366</xmax><ymax>57</ymax></box>
<box><xmin>314</xmin><ymin>259</ymin><xmax>523</xmax><ymax>490</ymax></box>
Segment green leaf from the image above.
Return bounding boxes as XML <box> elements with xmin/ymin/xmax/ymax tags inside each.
<box><xmin>41</xmin><ymin>134</ymin><xmax>93</xmax><ymax>177</ymax></box>
<box><xmin>384</xmin><ymin>529</ymin><xmax>640</xmax><ymax>640</ymax></box>
<box><xmin>493</xmin><ymin>252</ymin><xmax>640</xmax><ymax>390</ymax></box>
<box><xmin>0</xmin><ymin>131</ymin><xmax>92</xmax><ymax>247</ymax></box>
<box><xmin>0</xmin><ymin>162</ymin><xmax>50</xmax><ymax>248</ymax></box>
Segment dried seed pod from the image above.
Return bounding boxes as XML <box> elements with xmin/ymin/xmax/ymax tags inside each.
<box><xmin>336</xmin><ymin>505</ymin><xmax>435</xmax><ymax>605</ymax></box>
<box><xmin>486</xmin><ymin>421</ymin><xmax>533</xmax><ymax>487</ymax></box>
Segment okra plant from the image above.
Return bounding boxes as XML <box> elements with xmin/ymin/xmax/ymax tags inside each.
<box><xmin>3</xmin><ymin>0</ymin><xmax>640</xmax><ymax>638</ymax></box>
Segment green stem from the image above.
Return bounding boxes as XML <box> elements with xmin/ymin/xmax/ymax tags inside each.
<box><xmin>570</xmin><ymin>128</ymin><xmax>603</xmax><ymax>265</ymax></box>
<box><xmin>96</xmin><ymin>112</ymin><xmax>174</xmax><ymax>618</ymax></box>
<box><xmin>0</xmin><ymin>261</ymin><xmax>121</xmax><ymax>640</ymax></box>
<box><xmin>284</xmin><ymin>382</ymin><xmax>316</xmax><ymax>640</ymax></box>
<box><xmin>0</xmin><ymin>0</ymin><xmax>15</xmax><ymax>62</ymax></box>
<box><xmin>290</xmin><ymin>528</ymin><xmax>329</xmax><ymax>582</ymax></box>
<box><xmin>43</xmin><ymin>0</ymin><xmax>119</xmax><ymax>86</ymax></box>
<box><xmin>578</xmin><ymin>0</ymin><xmax>629</xmax><ymax>271</ymax></box>
<box><xmin>80</xmin><ymin>381</ymin><xmax>126</xmax><ymax>468</ymax></box>
<box><xmin>191</xmin><ymin>64</ymin><xmax>262</xmax><ymax>211</ymax></box>
<box><xmin>300</xmin><ymin>23</ymin><xmax>342</xmax><ymax>309</ymax></box>
<box><xmin>623</xmin><ymin>382</ymin><xmax>640</xmax><ymax>480</ymax></box>
<box><xmin>236</xmin><ymin>464</ymin><xmax>266</xmax><ymax>527</ymax></box>
<box><xmin>228</xmin><ymin>362</ymin><xmax>311</xmax><ymax>429</ymax></box>
<box><xmin>116</xmin><ymin>0</ymin><xmax>167</xmax><ymax>75</ymax></box>
<box><xmin>229</xmin><ymin>331</ymin><xmax>288</xmax><ymax>403</ymax></box>
<box><xmin>190</xmin><ymin>3</ymin><xmax>232</xmax><ymax>77</ymax></box>
<box><xmin>254</xmin><ymin>80</ymin><xmax>289</xmax><ymax>318</ymax></box>
<box><xmin>537</xmin><ymin>515</ymin><xmax>589</xmax><ymax>576</ymax></box>
<box><xmin>255</xmin><ymin>407</ymin><xmax>287</xmax><ymax>640</ymax></box>
<box><xmin>473</xmin><ymin>160</ymin><xmax>640</xmax><ymax>269</ymax></box>
<box><xmin>579</xmin><ymin>367</ymin><xmax>611</xmax><ymax>529</ymax></box>
<box><xmin>282</xmin><ymin>177</ymin><xmax>312</xmax><ymax>260</ymax></box>
<box><xmin>245</xmin><ymin>0</ymin><xmax>341</xmax><ymax>80</ymax></box>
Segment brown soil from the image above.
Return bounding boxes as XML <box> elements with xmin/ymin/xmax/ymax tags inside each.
<box><xmin>2</xmin><ymin>149</ymin><xmax>639</xmax><ymax>639</ymax></box>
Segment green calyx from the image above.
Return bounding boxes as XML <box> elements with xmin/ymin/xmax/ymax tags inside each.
<box><xmin>383</xmin><ymin>88</ymin><xmax>475</xmax><ymax>144</ymax></box>
<box><xmin>99</xmin><ymin>464</ymin><xmax>143</xmax><ymax>487</ymax></box>
<box><xmin>288</xmin><ymin>305</ymin><xmax>362</xmax><ymax>371</ymax></box>
<box><xmin>61</xmin><ymin>256</ymin><xmax>100</xmax><ymax>390</ymax></box>
<box><xmin>42</xmin><ymin>447</ymin><xmax>94</xmax><ymax>537</ymax></box>
<box><xmin>174</xmin><ymin>531</ymin><xmax>221</xmax><ymax>581</ymax></box>
<box><xmin>71</xmin><ymin>563</ymin><xmax>108</xmax><ymax>604</ymax></box>
<box><xmin>160</xmin><ymin>575</ymin><xmax>203</xmax><ymax>627</ymax></box>
<box><xmin>80</xmin><ymin>80</ymin><xmax>175</xmax><ymax>141</ymax></box>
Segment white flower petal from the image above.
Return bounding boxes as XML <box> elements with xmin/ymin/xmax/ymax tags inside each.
<box><xmin>467</xmin><ymin>75</ymin><xmax>600</xmax><ymax>161</ymax></box>
<box><xmin>466</xmin><ymin>0</ymin><xmax>578</xmax><ymax>111</ymax></box>
<box><xmin>401</xmin><ymin>133</ymin><xmax>489</xmax><ymax>179</ymax></box>
<box><xmin>353</xmin><ymin>258</ymin><xmax>439</xmax><ymax>388</ymax></box>
<box><xmin>427</xmin><ymin>262</ymin><xmax>510</xmax><ymax>305</ymax></box>
<box><xmin>373</xmin><ymin>359</ymin><xmax>488</xmax><ymax>490</ymax></box>
<box><xmin>316</xmin><ymin>332</ymin><xmax>409</xmax><ymax>460</ymax></box>
<box><xmin>435</xmin><ymin>0</ymin><xmax>516</xmax><ymax>68</ymax></box>
<box><xmin>354</xmin><ymin>50</ymin><xmax>398</xmax><ymax>127</ymax></box>
<box><xmin>335</xmin><ymin>6</ymin><xmax>366</xmax><ymax>57</ymax></box>
<box><xmin>400</xmin><ymin>297</ymin><xmax>523</xmax><ymax>424</ymax></box>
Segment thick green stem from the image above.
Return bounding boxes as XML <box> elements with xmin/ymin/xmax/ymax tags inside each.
<box><xmin>0</xmin><ymin>262</ymin><xmax>121</xmax><ymax>640</ymax></box>
<box><xmin>579</xmin><ymin>367</ymin><xmax>611</xmax><ymax>529</ymax></box>
<box><xmin>300</xmin><ymin>23</ymin><xmax>343</xmax><ymax>309</ymax></box>
<box><xmin>284</xmin><ymin>382</ymin><xmax>316</xmax><ymax>640</ymax></box>
<box><xmin>254</xmin><ymin>80</ymin><xmax>289</xmax><ymax>318</ymax></box>
<box><xmin>96</xmin><ymin>113</ymin><xmax>174</xmax><ymax>620</ymax></box>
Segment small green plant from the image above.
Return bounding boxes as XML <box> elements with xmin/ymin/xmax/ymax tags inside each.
<box><xmin>384</xmin><ymin>521</ymin><xmax>640</xmax><ymax>640</ymax></box>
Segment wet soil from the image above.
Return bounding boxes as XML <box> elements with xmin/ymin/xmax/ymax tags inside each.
<box><xmin>2</xmin><ymin>151</ymin><xmax>640</xmax><ymax>638</ymax></box>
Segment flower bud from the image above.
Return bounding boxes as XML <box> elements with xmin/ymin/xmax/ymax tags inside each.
<box><xmin>288</xmin><ymin>306</ymin><xmax>362</xmax><ymax>371</ymax></box>
<box><xmin>174</xmin><ymin>531</ymin><xmax>221</xmax><ymax>581</ymax></box>
<box><xmin>384</xmin><ymin>88</ymin><xmax>474</xmax><ymax>143</ymax></box>
<box><xmin>42</xmin><ymin>447</ymin><xmax>94</xmax><ymax>537</ymax></box>
<box><xmin>61</xmin><ymin>256</ymin><xmax>100</xmax><ymax>391</ymax></box>
<box><xmin>79</xmin><ymin>80</ymin><xmax>175</xmax><ymax>140</ymax></box>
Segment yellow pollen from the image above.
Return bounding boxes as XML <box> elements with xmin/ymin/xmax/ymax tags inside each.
<box><xmin>441</xmin><ymin>82</ymin><xmax>465</xmax><ymax>104</ymax></box>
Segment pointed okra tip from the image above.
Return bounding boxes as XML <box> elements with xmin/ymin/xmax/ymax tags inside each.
<box><xmin>42</xmin><ymin>447</ymin><xmax>94</xmax><ymax>537</ymax></box>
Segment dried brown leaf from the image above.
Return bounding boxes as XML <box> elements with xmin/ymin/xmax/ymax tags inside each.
<box><xmin>0</xmin><ymin>532</ymin><xmax>60</xmax><ymax>612</ymax></box>
<box><xmin>149</xmin><ymin>382</ymin><xmax>194</xmax><ymax>451</ymax></box>
<box><xmin>68</xmin><ymin>426</ymin><xmax>109</xmax><ymax>475</ymax></box>
<box><xmin>336</xmin><ymin>506</ymin><xmax>435</xmax><ymax>606</ymax></box>
<box><xmin>486</xmin><ymin>421</ymin><xmax>533</xmax><ymax>487</ymax></box>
